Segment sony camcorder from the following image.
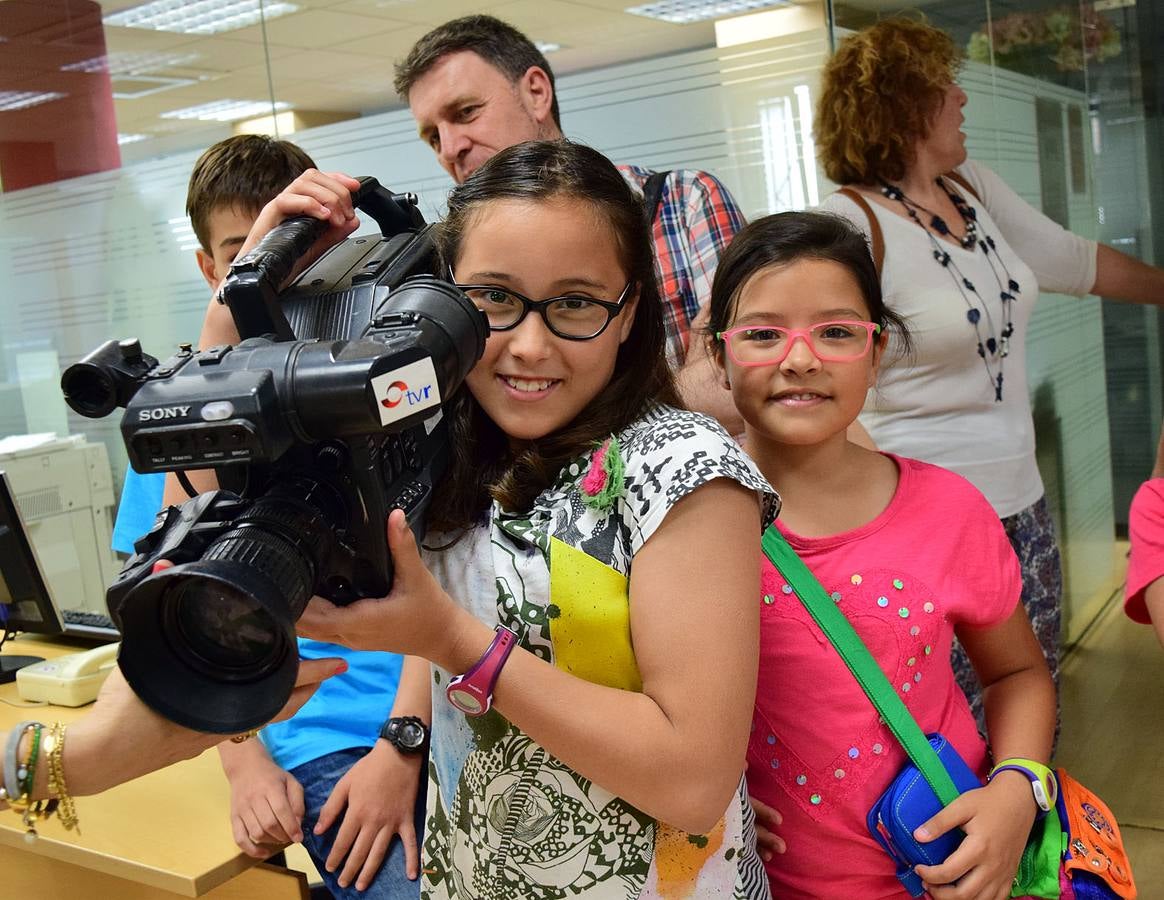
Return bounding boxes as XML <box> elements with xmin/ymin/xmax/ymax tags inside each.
<box><xmin>61</xmin><ymin>178</ymin><xmax>487</xmax><ymax>733</ymax></box>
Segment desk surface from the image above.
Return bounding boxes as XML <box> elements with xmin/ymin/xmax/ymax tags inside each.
<box><xmin>0</xmin><ymin>636</ymin><xmax>261</xmax><ymax>897</ymax></box>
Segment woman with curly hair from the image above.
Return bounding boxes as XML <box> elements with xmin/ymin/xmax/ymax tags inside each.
<box><xmin>815</xmin><ymin>17</ymin><xmax>1164</xmax><ymax>723</ymax></box>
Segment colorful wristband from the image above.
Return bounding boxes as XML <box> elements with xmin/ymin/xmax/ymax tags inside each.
<box><xmin>988</xmin><ymin>757</ymin><xmax>1058</xmax><ymax>814</ymax></box>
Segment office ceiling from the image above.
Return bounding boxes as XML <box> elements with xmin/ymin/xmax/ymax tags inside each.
<box><xmin>3</xmin><ymin>0</ymin><xmax>957</xmax><ymax>154</ymax></box>
<box><xmin>96</xmin><ymin>0</ymin><xmax>728</xmax><ymax>140</ymax></box>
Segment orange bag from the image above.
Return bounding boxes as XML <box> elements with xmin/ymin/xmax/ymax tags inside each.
<box><xmin>1057</xmin><ymin>769</ymin><xmax>1137</xmax><ymax>899</ymax></box>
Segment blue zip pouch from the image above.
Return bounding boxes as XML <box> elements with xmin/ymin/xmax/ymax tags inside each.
<box><xmin>866</xmin><ymin>733</ymin><xmax>983</xmax><ymax>898</ymax></box>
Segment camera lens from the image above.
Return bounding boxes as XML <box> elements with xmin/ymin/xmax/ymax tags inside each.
<box><xmin>113</xmin><ymin>484</ymin><xmax>341</xmax><ymax>733</ymax></box>
<box><xmin>165</xmin><ymin>576</ymin><xmax>280</xmax><ymax>672</ymax></box>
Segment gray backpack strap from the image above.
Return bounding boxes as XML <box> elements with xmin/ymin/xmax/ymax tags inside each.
<box><xmin>642</xmin><ymin>171</ymin><xmax>670</xmax><ymax>227</ymax></box>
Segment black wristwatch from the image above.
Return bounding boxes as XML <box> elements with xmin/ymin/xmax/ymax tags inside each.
<box><xmin>379</xmin><ymin>716</ymin><xmax>429</xmax><ymax>754</ymax></box>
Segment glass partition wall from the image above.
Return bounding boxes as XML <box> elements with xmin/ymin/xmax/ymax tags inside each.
<box><xmin>1</xmin><ymin>0</ymin><xmax>1158</xmax><ymax>644</ymax></box>
<box><xmin>833</xmin><ymin>0</ymin><xmax>1160</xmax><ymax>641</ymax></box>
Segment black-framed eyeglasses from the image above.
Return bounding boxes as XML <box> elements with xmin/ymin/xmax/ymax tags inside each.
<box><xmin>449</xmin><ymin>268</ymin><xmax>634</xmax><ymax>341</ymax></box>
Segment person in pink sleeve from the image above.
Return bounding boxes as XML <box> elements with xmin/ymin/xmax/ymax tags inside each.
<box><xmin>706</xmin><ymin>211</ymin><xmax>1056</xmax><ymax>899</ymax></box>
<box><xmin>1125</xmin><ymin>427</ymin><xmax>1164</xmax><ymax>645</ymax></box>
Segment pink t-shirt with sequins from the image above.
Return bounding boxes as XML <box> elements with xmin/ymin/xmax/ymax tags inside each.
<box><xmin>749</xmin><ymin>455</ymin><xmax>1021</xmax><ymax>899</ymax></box>
<box><xmin>1126</xmin><ymin>478</ymin><xmax>1164</xmax><ymax>625</ymax></box>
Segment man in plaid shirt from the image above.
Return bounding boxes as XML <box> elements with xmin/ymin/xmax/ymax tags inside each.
<box><xmin>396</xmin><ymin>15</ymin><xmax>745</xmax><ymax>431</ymax></box>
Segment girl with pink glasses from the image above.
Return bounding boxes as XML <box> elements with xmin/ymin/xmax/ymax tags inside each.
<box><xmin>708</xmin><ymin>211</ymin><xmax>1055</xmax><ymax>900</ymax></box>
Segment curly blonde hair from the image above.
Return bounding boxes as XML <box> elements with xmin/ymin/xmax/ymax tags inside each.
<box><xmin>816</xmin><ymin>18</ymin><xmax>962</xmax><ymax>185</ymax></box>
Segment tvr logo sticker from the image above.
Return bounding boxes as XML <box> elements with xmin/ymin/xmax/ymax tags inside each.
<box><xmin>372</xmin><ymin>359</ymin><xmax>441</xmax><ymax>426</ymax></box>
<box><xmin>380</xmin><ymin>381</ymin><xmax>433</xmax><ymax>409</ymax></box>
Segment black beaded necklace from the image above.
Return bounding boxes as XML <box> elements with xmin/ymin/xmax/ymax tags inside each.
<box><xmin>878</xmin><ymin>177</ymin><xmax>1020</xmax><ymax>402</ymax></box>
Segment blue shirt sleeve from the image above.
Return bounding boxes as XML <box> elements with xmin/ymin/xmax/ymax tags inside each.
<box><xmin>111</xmin><ymin>466</ymin><xmax>166</xmax><ymax>554</ymax></box>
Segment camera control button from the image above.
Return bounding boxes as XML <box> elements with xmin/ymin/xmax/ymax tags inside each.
<box><xmin>198</xmin><ymin>345</ymin><xmax>233</xmax><ymax>365</ymax></box>
<box><xmin>201</xmin><ymin>401</ymin><xmax>235</xmax><ymax>421</ymax></box>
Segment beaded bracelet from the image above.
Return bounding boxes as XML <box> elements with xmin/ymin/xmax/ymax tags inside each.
<box><xmin>19</xmin><ymin>723</ymin><xmax>42</xmax><ymax>796</ymax></box>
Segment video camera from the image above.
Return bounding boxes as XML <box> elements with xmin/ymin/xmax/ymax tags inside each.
<box><xmin>61</xmin><ymin>178</ymin><xmax>487</xmax><ymax>733</ymax></box>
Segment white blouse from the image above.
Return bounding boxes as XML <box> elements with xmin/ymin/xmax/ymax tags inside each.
<box><xmin>819</xmin><ymin>160</ymin><xmax>1097</xmax><ymax>517</ymax></box>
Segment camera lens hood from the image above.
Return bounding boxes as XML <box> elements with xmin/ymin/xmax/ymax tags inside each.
<box><xmin>115</xmin><ymin>559</ymin><xmax>299</xmax><ymax>734</ymax></box>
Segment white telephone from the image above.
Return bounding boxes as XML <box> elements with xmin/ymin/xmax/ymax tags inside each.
<box><xmin>16</xmin><ymin>642</ymin><xmax>120</xmax><ymax>707</ymax></box>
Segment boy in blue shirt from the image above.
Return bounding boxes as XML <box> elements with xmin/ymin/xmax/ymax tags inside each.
<box><xmin>112</xmin><ymin>134</ymin><xmax>424</xmax><ymax>898</ymax></box>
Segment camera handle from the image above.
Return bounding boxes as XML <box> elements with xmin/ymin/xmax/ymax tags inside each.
<box><xmin>221</xmin><ymin>177</ymin><xmax>425</xmax><ymax>343</ymax></box>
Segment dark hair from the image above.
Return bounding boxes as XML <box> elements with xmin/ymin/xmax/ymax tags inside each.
<box><xmin>707</xmin><ymin>211</ymin><xmax>911</xmax><ymax>357</ymax></box>
<box><xmin>186</xmin><ymin>134</ymin><xmax>316</xmax><ymax>252</ymax></box>
<box><xmin>816</xmin><ymin>17</ymin><xmax>962</xmax><ymax>185</ymax></box>
<box><xmin>428</xmin><ymin>140</ymin><xmax>678</xmax><ymax>530</ymax></box>
<box><xmin>393</xmin><ymin>15</ymin><xmax>561</xmax><ymax>129</ymax></box>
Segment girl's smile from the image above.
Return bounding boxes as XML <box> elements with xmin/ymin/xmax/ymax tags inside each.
<box><xmin>771</xmin><ymin>389</ymin><xmax>830</xmax><ymax>408</ymax></box>
<box><xmin>497</xmin><ymin>374</ymin><xmax>561</xmax><ymax>399</ymax></box>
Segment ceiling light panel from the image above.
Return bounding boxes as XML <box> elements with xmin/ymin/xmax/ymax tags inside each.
<box><xmin>104</xmin><ymin>0</ymin><xmax>300</xmax><ymax>36</ymax></box>
<box><xmin>625</xmin><ymin>0</ymin><xmax>790</xmax><ymax>25</ymax></box>
<box><xmin>62</xmin><ymin>51</ymin><xmax>202</xmax><ymax>76</ymax></box>
<box><xmin>112</xmin><ymin>76</ymin><xmax>197</xmax><ymax>100</ymax></box>
<box><xmin>0</xmin><ymin>91</ymin><xmax>67</xmax><ymax>111</ymax></box>
<box><xmin>161</xmin><ymin>99</ymin><xmax>291</xmax><ymax>122</ymax></box>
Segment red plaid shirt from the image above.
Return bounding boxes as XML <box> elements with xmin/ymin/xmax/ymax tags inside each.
<box><xmin>618</xmin><ymin>165</ymin><xmax>746</xmax><ymax>367</ymax></box>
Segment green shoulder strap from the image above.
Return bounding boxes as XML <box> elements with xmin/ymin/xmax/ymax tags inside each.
<box><xmin>761</xmin><ymin>525</ymin><xmax>960</xmax><ymax>805</ymax></box>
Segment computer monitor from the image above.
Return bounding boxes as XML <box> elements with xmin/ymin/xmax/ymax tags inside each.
<box><xmin>0</xmin><ymin>469</ymin><xmax>65</xmax><ymax>683</ymax></box>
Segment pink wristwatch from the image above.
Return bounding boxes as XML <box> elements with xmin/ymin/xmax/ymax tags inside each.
<box><xmin>445</xmin><ymin>625</ymin><xmax>518</xmax><ymax>716</ymax></box>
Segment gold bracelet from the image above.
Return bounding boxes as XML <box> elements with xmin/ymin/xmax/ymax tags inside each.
<box><xmin>46</xmin><ymin>723</ymin><xmax>78</xmax><ymax>832</ymax></box>
<box><xmin>230</xmin><ymin>728</ymin><xmax>260</xmax><ymax>744</ymax></box>
<box><xmin>40</xmin><ymin>727</ymin><xmax>56</xmax><ymax>799</ymax></box>
<box><xmin>6</xmin><ymin>794</ymin><xmax>58</xmax><ymax>838</ymax></box>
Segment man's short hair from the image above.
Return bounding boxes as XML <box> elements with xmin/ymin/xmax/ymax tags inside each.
<box><xmin>186</xmin><ymin>134</ymin><xmax>316</xmax><ymax>252</ymax></box>
<box><xmin>393</xmin><ymin>15</ymin><xmax>561</xmax><ymax>129</ymax></box>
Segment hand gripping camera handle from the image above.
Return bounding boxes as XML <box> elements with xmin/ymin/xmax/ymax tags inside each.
<box><xmin>222</xmin><ymin>177</ymin><xmax>419</xmax><ymax>343</ymax></box>
<box><xmin>239</xmin><ymin>214</ymin><xmax>329</xmax><ymax>297</ymax></box>
<box><xmin>221</xmin><ymin>213</ymin><xmax>326</xmax><ymax>342</ymax></box>
<box><xmin>236</xmin><ymin>177</ymin><xmax>392</xmax><ymax>290</ymax></box>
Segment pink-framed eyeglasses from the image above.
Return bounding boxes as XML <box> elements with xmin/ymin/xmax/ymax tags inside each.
<box><xmin>716</xmin><ymin>320</ymin><xmax>882</xmax><ymax>367</ymax></box>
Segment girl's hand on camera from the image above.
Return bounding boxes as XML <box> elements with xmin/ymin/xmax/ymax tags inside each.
<box><xmin>297</xmin><ymin>509</ymin><xmax>472</xmax><ymax>667</ymax></box>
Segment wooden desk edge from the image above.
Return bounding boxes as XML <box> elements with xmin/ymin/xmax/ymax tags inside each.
<box><xmin>0</xmin><ymin>824</ymin><xmax>201</xmax><ymax>896</ymax></box>
<box><xmin>1</xmin><ymin>637</ymin><xmax>272</xmax><ymax>897</ymax></box>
